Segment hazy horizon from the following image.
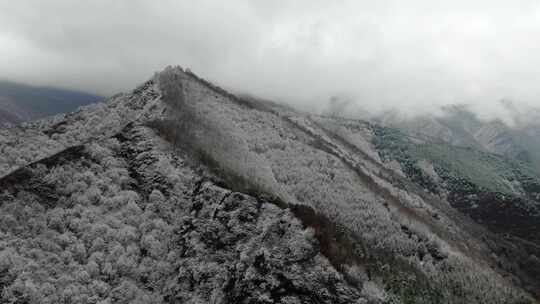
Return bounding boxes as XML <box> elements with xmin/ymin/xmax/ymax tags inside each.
<box><xmin>2</xmin><ymin>1</ymin><xmax>540</xmax><ymax>119</ymax></box>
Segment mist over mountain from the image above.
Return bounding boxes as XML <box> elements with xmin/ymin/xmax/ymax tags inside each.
<box><xmin>0</xmin><ymin>81</ymin><xmax>102</xmax><ymax>126</ymax></box>
<box><xmin>2</xmin><ymin>1</ymin><xmax>540</xmax><ymax>120</ymax></box>
<box><xmin>379</xmin><ymin>104</ymin><xmax>540</xmax><ymax>172</ymax></box>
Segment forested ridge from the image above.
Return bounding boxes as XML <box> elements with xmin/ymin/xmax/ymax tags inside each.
<box><xmin>0</xmin><ymin>67</ymin><xmax>537</xmax><ymax>303</ymax></box>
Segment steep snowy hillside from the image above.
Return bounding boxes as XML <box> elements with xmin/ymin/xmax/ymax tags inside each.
<box><xmin>0</xmin><ymin>67</ymin><xmax>538</xmax><ymax>303</ymax></box>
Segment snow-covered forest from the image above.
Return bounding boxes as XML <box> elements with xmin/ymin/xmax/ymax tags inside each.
<box><xmin>0</xmin><ymin>67</ymin><xmax>537</xmax><ymax>303</ymax></box>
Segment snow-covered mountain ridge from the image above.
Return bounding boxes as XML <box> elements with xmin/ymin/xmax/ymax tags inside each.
<box><xmin>0</xmin><ymin>67</ymin><xmax>538</xmax><ymax>303</ymax></box>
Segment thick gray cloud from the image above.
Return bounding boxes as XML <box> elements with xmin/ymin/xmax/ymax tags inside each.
<box><xmin>1</xmin><ymin>0</ymin><xmax>540</xmax><ymax>117</ymax></box>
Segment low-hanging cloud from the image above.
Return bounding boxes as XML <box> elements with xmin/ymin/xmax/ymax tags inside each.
<box><xmin>2</xmin><ymin>0</ymin><xmax>540</xmax><ymax>118</ymax></box>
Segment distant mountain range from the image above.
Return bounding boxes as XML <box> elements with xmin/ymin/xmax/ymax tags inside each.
<box><xmin>373</xmin><ymin>104</ymin><xmax>540</xmax><ymax>175</ymax></box>
<box><xmin>0</xmin><ymin>81</ymin><xmax>102</xmax><ymax>126</ymax></box>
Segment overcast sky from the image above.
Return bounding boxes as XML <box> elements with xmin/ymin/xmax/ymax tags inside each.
<box><xmin>2</xmin><ymin>0</ymin><xmax>540</xmax><ymax>116</ymax></box>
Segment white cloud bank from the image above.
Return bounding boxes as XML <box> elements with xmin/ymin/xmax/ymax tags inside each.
<box><xmin>2</xmin><ymin>0</ymin><xmax>540</xmax><ymax>117</ymax></box>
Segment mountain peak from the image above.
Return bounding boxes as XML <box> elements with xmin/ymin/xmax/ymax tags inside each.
<box><xmin>0</xmin><ymin>68</ymin><xmax>538</xmax><ymax>303</ymax></box>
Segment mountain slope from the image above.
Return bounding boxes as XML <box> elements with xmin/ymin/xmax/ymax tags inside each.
<box><xmin>0</xmin><ymin>67</ymin><xmax>537</xmax><ymax>303</ymax></box>
<box><xmin>0</xmin><ymin>81</ymin><xmax>102</xmax><ymax>126</ymax></box>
